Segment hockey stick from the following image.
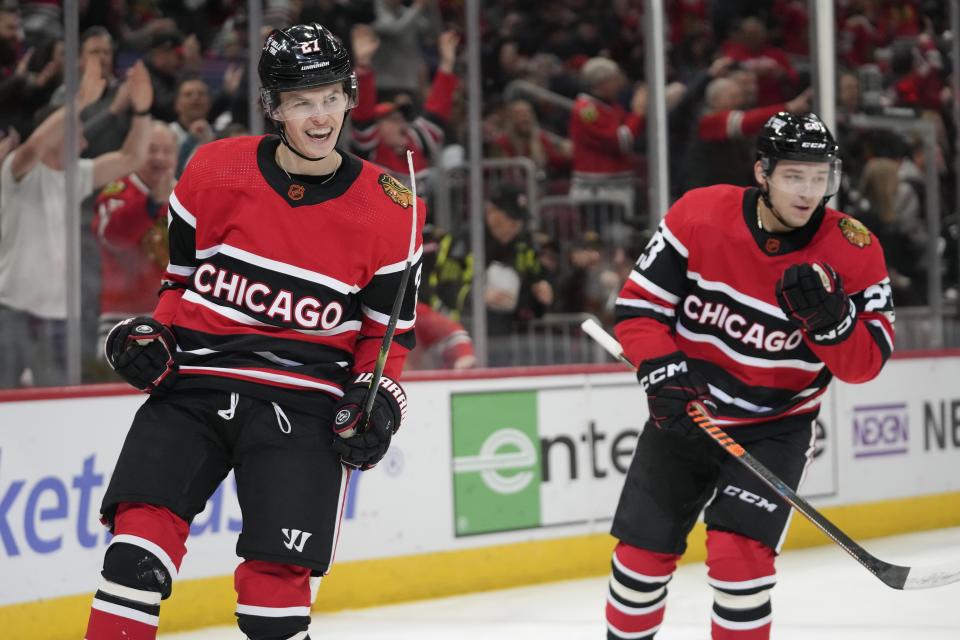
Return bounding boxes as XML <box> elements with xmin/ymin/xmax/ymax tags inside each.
<box><xmin>360</xmin><ymin>151</ymin><xmax>419</xmax><ymax>429</ymax></box>
<box><xmin>581</xmin><ymin>317</ymin><xmax>960</xmax><ymax>590</ymax></box>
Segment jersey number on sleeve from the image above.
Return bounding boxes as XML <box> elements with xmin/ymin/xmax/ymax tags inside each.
<box><xmin>636</xmin><ymin>231</ymin><xmax>666</xmax><ymax>271</ymax></box>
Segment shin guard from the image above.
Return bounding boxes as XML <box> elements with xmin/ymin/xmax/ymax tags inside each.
<box><xmin>235</xmin><ymin>559</ymin><xmax>314</xmax><ymax>639</ymax></box>
<box><xmin>606</xmin><ymin>542</ymin><xmax>680</xmax><ymax>640</ymax></box>
<box><xmin>84</xmin><ymin>503</ymin><xmax>189</xmax><ymax>640</ymax></box>
<box><xmin>706</xmin><ymin>530</ymin><xmax>777</xmax><ymax>640</ymax></box>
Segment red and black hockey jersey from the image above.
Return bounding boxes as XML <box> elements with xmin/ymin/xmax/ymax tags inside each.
<box><xmin>615</xmin><ymin>185</ymin><xmax>895</xmax><ymax>427</ymax></box>
<box><xmin>154</xmin><ymin>135</ymin><xmax>425</xmax><ymax>415</ymax></box>
<box><xmin>93</xmin><ymin>174</ymin><xmax>169</xmax><ymax>315</ymax></box>
<box><xmin>569</xmin><ymin>93</ymin><xmax>643</xmax><ymax>178</ymax></box>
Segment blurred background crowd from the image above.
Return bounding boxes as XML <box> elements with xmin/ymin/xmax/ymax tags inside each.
<box><xmin>0</xmin><ymin>0</ymin><xmax>957</xmax><ymax>385</ymax></box>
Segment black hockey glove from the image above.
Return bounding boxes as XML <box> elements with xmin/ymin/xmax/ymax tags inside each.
<box><xmin>104</xmin><ymin>316</ymin><xmax>178</xmax><ymax>393</ymax></box>
<box><xmin>637</xmin><ymin>351</ymin><xmax>711</xmax><ymax>435</ymax></box>
<box><xmin>331</xmin><ymin>374</ymin><xmax>407</xmax><ymax>471</ymax></box>
<box><xmin>776</xmin><ymin>262</ymin><xmax>857</xmax><ymax>345</ymax></box>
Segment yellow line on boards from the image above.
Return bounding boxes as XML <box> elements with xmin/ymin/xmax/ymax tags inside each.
<box><xmin>3</xmin><ymin>492</ymin><xmax>959</xmax><ymax>640</ymax></box>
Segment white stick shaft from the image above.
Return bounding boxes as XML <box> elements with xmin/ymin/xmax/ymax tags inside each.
<box><xmin>581</xmin><ymin>318</ymin><xmax>626</xmax><ymax>362</ymax></box>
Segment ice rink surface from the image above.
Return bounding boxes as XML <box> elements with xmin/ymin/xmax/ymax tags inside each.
<box><xmin>164</xmin><ymin>527</ymin><xmax>960</xmax><ymax>639</ymax></box>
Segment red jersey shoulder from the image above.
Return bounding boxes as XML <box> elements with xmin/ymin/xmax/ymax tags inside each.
<box><xmin>665</xmin><ymin>184</ymin><xmax>746</xmax><ymax>243</ymax></box>
<box><xmin>573</xmin><ymin>95</ymin><xmax>601</xmax><ymax>124</ymax></box>
<box><xmin>817</xmin><ymin>209</ymin><xmax>888</xmax><ymax>292</ymax></box>
<box><xmin>181</xmin><ymin>135</ymin><xmax>262</xmax><ymax>189</ymax></box>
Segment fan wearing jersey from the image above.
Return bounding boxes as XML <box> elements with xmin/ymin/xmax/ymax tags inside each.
<box><xmin>83</xmin><ymin>23</ymin><xmax>425</xmax><ymax>640</ymax></box>
<box><xmin>606</xmin><ymin>112</ymin><xmax>894</xmax><ymax>640</ymax></box>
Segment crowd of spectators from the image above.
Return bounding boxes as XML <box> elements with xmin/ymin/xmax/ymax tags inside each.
<box><xmin>0</xmin><ymin>0</ymin><xmax>957</xmax><ymax>384</ymax></box>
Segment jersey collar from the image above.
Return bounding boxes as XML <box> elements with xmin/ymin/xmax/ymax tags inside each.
<box><xmin>741</xmin><ymin>187</ymin><xmax>825</xmax><ymax>256</ymax></box>
<box><xmin>257</xmin><ymin>135</ymin><xmax>362</xmax><ymax>207</ymax></box>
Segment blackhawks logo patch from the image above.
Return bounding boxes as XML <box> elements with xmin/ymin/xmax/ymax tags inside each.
<box><xmin>101</xmin><ymin>180</ymin><xmax>126</xmax><ymax>196</ymax></box>
<box><xmin>580</xmin><ymin>103</ymin><xmax>598</xmax><ymax>123</ymax></box>
<box><xmin>379</xmin><ymin>173</ymin><xmax>414</xmax><ymax>208</ymax></box>
<box><xmin>839</xmin><ymin>217</ymin><xmax>871</xmax><ymax>248</ymax></box>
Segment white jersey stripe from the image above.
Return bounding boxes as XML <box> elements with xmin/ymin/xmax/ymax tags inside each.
<box><xmin>361</xmin><ymin>304</ymin><xmax>416</xmax><ymax>329</ymax></box>
<box><xmin>181</xmin><ymin>290</ymin><xmax>362</xmax><ymax>337</ymax></box>
<box><xmin>776</xmin><ymin>419</ymin><xmax>817</xmax><ymax>552</ymax></box>
<box><xmin>707</xmin><ymin>384</ymin><xmax>772</xmax><ymax>413</ymax></box>
<box><xmin>606</xmin><ymin>592</ymin><xmax>667</xmax><ymax>616</ymax></box>
<box><xmin>726</xmin><ymin>110</ymin><xmax>745</xmax><ymax>139</ymax></box>
<box><xmin>91</xmin><ymin>598</ymin><xmax>159</xmax><ymax>627</ymax></box>
<box><xmin>612</xmin><ymin>552</ymin><xmax>673</xmax><ymax>584</ymax></box>
<box><xmin>194</xmin><ymin>243</ymin><xmax>360</xmax><ymax>294</ymax></box>
<box><xmin>168</xmin><ymin>191</ymin><xmax>196</xmax><ymax>228</ymax></box>
<box><xmin>707</xmin><ymin>573</ymin><xmax>777</xmax><ymax>591</ymax></box>
<box><xmin>97</xmin><ymin>578</ymin><xmax>162</xmax><ymax>606</ymax></box>
<box><xmin>867</xmin><ymin>319</ymin><xmax>894</xmax><ymax>352</ymax></box>
<box><xmin>607</xmin><ymin>621</ymin><xmax>663</xmax><ymax>639</ymax></box>
<box><xmin>328</xmin><ymin>465</ymin><xmax>350</xmax><ymax>571</ymax></box>
<box><xmin>676</xmin><ymin>322</ymin><xmax>824</xmax><ymax>372</ymax></box>
<box><xmin>712</xmin><ymin>611</ymin><xmax>773</xmax><ymax>630</ymax></box>
<box><xmin>235</xmin><ymin>604</ymin><xmax>312</xmax><ymax>618</ymax></box>
<box><xmin>629</xmin><ymin>270</ymin><xmax>680</xmax><ymax>305</ymax></box>
<box><xmin>687</xmin><ymin>270</ymin><xmax>788</xmax><ymax>320</ymax></box>
<box><xmin>659</xmin><ymin>222</ymin><xmax>688</xmax><ymax>258</ymax></box>
<box><xmin>165</xmin><ymin>263</ymin><xmax>196</xmax><ymax>277</ymax></box>
<box><xmin>374</xmin><ymin>244</ymin><xmax>423</xmax><ymax>275</ymax></box>
<box><xmin>179</xmin><ymin>365</ymin><xmax>345</xmax><ymax>396</ymax></box>
<box><xmin>616</xmin><ymin>296</ymin><xmax>676</xmax><ymax>317</ymax></box>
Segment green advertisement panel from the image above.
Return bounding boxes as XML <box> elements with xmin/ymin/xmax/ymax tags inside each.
<box><xmin>451</xmin><ymin>391</ymin><xmax>542</xmax><ymax>535</ymax></box>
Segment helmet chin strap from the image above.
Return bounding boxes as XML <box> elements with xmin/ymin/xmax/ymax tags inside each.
<box><xmin>276</xmin><ymin>113</ymin><xmax>351</xmax><ymax>164</ymax></box>
<box><xmin>278</xmin><ymin>123</ymin><xmax>329</xmax><ymax>162</ymax></box>
<box><xmin>759</xmin><ymin>183</ymin><xmax>803</xmax><ymax>231</ymax></box>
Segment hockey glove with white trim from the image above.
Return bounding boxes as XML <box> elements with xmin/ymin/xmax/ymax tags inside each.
<box><xmin>105</xmin><ymin>316</ymin><xmax>178</xmax><ymax>393</ymax></box>
<box><xmin>776</xmin><ymin>262</ymin><xmax>857</xmax><ymax>345</ymax></box>
<box><xmin>638</xmin><ymin>351</ymin><xmax>711</xmax><ymax>435</ymax></box>
<box><xmin>331</xmin><ymin>374</ymin><xmax>406</xmax><ymax>470</ymax></box>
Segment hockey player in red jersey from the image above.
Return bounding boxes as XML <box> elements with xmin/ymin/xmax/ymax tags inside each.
<box><xmin>606</xmin><ymin>112</ymin><xmax>894</xmax><ymax>640</ymax></box>
<box><xmin>83</xmin><ymin>23</ymin><xmax>425</xmax><ymax>640</ymax></box>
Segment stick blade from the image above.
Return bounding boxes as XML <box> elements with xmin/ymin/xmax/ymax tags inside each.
<box><xmin>900</xmin><ymin>560</ymin><xmax>960</xmax><ymax>590</ymax></box>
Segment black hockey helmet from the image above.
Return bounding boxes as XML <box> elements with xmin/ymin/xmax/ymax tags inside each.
<box><xmin>756</xmin><ymin>112</ymin><xmax>841</xmax><ymax>198</ymax></box>
<box><xmin>756</xmin><ymin>112</ymin><xmax>839</xmax><ymax>168</ymax></box>
<box><xmin>258</xmin><ymin>23</ymin><xmax>358</xmax><ymax>121</ymax></box>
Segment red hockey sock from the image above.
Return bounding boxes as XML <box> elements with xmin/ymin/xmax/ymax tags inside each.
<box><xmin>706</xmin><ymin>530</ymin><xmax>777</xmax><ymax>640</ymax></box>
<box><xmin>235</xmin><ymin>559</ymin><xmax>314</xmax><ymax>640</ymax></box>
<box><xmin>606</xmin><ymin>542</ymin><xmax>680</xmax><ymax>640</ymax></box>
<box><xmin>84</xmin><ymin>503</ymin><xmax>189</xmax><ymax>640</ymax></box>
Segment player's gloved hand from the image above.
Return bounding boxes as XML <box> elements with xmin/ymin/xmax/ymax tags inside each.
<box><xmin>331</xmin><ymin>374</ymin><xmax>406</xmax><ymax>470</ymax></box>
<box><xmin>104</xmin><ymin>316</ymin><xmax>178</xmax><ymax>393</ymax></box>
<box><xmin>776</xmin><ymin>262</ymin><xmax>857</xmax><ymax>345</ymax></box>
<box><xmin>637</xmin><ymin>351</ymin><xmax>711</xmax><ymax>435</ymax></box>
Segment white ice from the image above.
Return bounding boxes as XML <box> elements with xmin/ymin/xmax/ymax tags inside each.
<box><xmin>163</xmin><ymin>527</ymin><xmax>960</xmax><ymax>639</ymax></box>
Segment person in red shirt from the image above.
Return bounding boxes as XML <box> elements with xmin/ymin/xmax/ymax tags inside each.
<box><xmin>720</xmin><ymin>16</ymin><xmax>798</xmax><ymax>106</ymax></box>
<box><xmin>684</xmin><ymin>75</ymin><xmax>812</xmax><ymax>189</ymax></box>
<box><xmin>606</xmin><ymin>113</ymin><xmax>894</xmax><ymax>640</ymax></box>
<box><xmin>92</xmin><ymin>122</ymin><xmax>178</xmax><ymax>349</ymax></box>
<box><xmin>350</xmin><ymin>23</ymin><xmax>459</xmax><ymax>178</ymax></box>
<box><xmin>568</xmin><ymin>56</ymin><xmax>646</xmax><ymax>215</ymax></box>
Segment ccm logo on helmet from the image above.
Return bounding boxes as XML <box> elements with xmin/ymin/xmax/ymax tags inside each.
<box><xmin>194</xmin><ymin>263</ymin><xmax>344</xmax><ymax>330</ymax></box>
<box><xmin>639</xmin><ymin>361</ymin><xmax>687</xmax><ymax>391</ymax></box>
